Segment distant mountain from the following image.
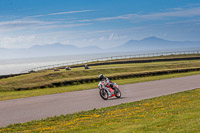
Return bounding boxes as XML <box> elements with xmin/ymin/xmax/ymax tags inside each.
<box><xmin>0</xmin><ymin>43</ymin><xmax>102</xmax><ymax>59</ymax></box>
<box><xmin>1</xmin><ymin>37</ymin><xmax>200</xmax><ymax>59</ymax></box>
<box><xmin>115</xmin><ymin>36</ymin><xmax>200</xmax><ymax>51</ymax></box>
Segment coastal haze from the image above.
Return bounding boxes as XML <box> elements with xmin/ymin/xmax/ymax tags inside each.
<box><xmin>1</xmin><ymin>36</ymin><xmax>200</xmax><ymax>75</ymax></box>
<box><xmin>1</xmin><ymin>36</ymin><xmax>200</xmax><ymax>59</ymax></box>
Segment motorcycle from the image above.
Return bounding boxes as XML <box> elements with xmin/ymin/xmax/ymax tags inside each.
<box><xmin>98</xmin><ymin>82</ymin><xmax>121</xmax><ymax>100</ymax></box>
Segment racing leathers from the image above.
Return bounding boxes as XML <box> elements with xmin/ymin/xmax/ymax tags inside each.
<box><xmin>98</xmin><ymin>77</ymin><xmax>117</xmax><ymax>93</ymax></box>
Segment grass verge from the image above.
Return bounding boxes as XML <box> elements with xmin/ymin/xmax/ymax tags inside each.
<box><xmin>1</xmin><ymin>59</ymin><xmax>200</xmax><ymax>91</ymax></box>
<box><xmin>1</xmin><ymin>88</ymin><xmax>199</xmax><ymax>132</ymax></box>
<box><xmin>0</xmin><ymin>71</ymin><xmax>200</xmax><ymax>101</ymax></box>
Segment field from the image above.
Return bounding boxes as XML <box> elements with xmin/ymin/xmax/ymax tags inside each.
<box><xmin>1</xmin><ymin>54</ymin><xmax>200</xmax><ymax>101</ymax></box>
<box><xmin>1</xmin><ymin>58</ymin><xmax>200</xmax><ymax>92</ymax></box>
<box><xmin>1</xmin><ymin>71</ymin><xmax>200</xmax><ymax>101</ymax></box>
<box><xmin>0</xmin><ymin>54</ymin><xmax>200</xmax><ymax>132</ymax></box>
<box><xmin>0</xmin><ymin>88</ymin><xmax>199</xmax><ymax>132</ymax></box>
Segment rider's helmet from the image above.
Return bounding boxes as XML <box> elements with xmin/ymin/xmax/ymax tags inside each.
<box><xmin>99</xmin><ymin>74</ymin><xmax>105</xmax><ymax>81</ymax></box>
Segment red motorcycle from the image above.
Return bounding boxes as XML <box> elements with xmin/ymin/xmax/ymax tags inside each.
<box><xmin>98</xmin><ymin>82</ymin><xmax>121</xmax><ymax>100</ymax></box>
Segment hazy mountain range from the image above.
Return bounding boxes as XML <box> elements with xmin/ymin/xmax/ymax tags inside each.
<box><xmin>0</xmin><ymin>36</ymin><xmax>200</xmax><ymax>59</ymax></box>
<box><xmin>116</xmin><ymin>36</ymin><xmax>200</xmax><ymax>51</ymax></box>
<box><xmin>0</xmin><ymin>43</ymin><xmax>101</xmax><ymax>59</ymax></box>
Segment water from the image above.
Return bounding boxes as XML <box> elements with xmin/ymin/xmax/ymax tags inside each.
<box><xmin>0</xmin><ymin>51</ymin><xmax>144</xmax><ymax>75</ymax></box>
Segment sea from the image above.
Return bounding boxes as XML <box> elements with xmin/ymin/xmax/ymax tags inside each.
<box><xmin>0</xmin><ymin>51</ymin><xmax>145</xmax><ymax>75</ymax></box>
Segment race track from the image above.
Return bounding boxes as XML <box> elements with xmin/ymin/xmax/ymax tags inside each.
<box><xmin>0</xmin><ymin>75</ymin><xmax>200</xmax><ymax>127</ymax></box>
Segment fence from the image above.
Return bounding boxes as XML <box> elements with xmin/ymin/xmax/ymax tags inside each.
<box><xmin>21</xmin><ymin>50</ymin><xmax>200</xmax><ymax>73</ymax></box>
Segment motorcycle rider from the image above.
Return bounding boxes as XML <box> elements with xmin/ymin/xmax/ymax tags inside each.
<box><xmin>98</xmin><ymin>74</ymin><xmax>118</xmax><ymax>93</ymax></box>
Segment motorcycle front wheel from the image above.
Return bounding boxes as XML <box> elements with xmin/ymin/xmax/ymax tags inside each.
<box><xmin>99</xmin><ymin>89</ymin><xmax>109</xmax><ymax>100</ymax></box>
<box><xmin>115</xmin><ymin>88</ymin><xmax>121</xmax><ymax>98</ymax></box>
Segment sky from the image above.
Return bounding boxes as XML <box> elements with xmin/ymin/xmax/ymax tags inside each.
<box><xmin>0</xmin><ymin>0</ymin><xmax>200</xmax><ymax>49</ymax></box>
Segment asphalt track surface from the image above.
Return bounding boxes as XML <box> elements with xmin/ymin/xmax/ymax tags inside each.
<box><xmin>1</xmin><ymin>75</ymin><xmax>200</xmax><ymax>127</ymax></box>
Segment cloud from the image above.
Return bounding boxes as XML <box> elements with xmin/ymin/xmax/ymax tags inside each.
<box><xmin>1</xmin><ymin>5</ymin><xmax>200</xmax><ymax>49</ymax></box>
<box><xmin>0</xmin><ymin>20</ymin><xmax>54</xmax><ymax>27</ymax></box>
<box><xmin>32</xmin><ymin>23</ymin><xmax>91</xmax><ymax>29</ymax></box>
<box><xmin>0</xmin><ymin>19</ymin><xmax>55</xmax><ymax>32</ymax></box>
<box><xmin>0</xmin><ymin>28</ymin><xmax>131</xmax><ymax>49</ymax></box>
<box><xmin>0</xmin><ymin>35</ymin><xmax>36</xmax><ymax>48</ymax></box>
<box><xmin>27</xmin><ymin>10</ymin><xmax>93</xmax><ymax>18</ymax></box>
<box><xmin>84</xmin><ymin>7</ymin><xmax>200</xmax><ymax>22</ymax></box>
<box><xmin>141</xmin><ymin>7</ymin><xmax>200</xmax><ymax>19</ymax></box>
<box><xmin>108</xmin><ymin>33</ymin><xmax>127</xmax><ymax>40</ymax></box>
<box><xmin>166</xmin><ymin>19</ymin><xmax>200</xmax><ymax>25</ymax></box>
<box><xmin>0</xmin><ymin>19</ymin><xmax>91</xmax><ymax>32</ymax></box>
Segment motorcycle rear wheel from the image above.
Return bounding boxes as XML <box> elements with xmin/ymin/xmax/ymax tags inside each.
<box><xmin>99</xmin><ymin>89</ymin><xmax>109</xmax><ymax>100</ymax></box>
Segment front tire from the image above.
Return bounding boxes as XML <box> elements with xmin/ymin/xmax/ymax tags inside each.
<box><xmin>115</xmin><ymin>88</ymin><xmax>121</xmax><ymax>98</ymax></box>
<box><xmin>99</xmin><ymin>89</ymin><xmax>109</xmax><ymax>100</ymax></box>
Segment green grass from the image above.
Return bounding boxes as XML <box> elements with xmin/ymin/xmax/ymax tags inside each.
<box><xmin>67</xmin><ymin>53</ymin><xmax>200</xmax><ymax>66</ymax></box>
<box><xmin>1</xmin><ymin>88</ymin><xmax>199</xmax><ymax>132</ymax></box>
<box><xmin>1</xmin><ymin>71</ymin><xmax>200</xmax><ymax>101</ymax></box>
<box><xmin>1</xmin><ymin>59</ymin><xmax>200</xmax><ymax>91</ymax></box>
